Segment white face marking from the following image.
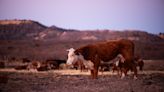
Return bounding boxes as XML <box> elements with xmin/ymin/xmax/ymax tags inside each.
<box><xmin>66</xmin><ymin>48</ymin><xmax>78</xmax><ymax>65</ymax></box>
<box><xmin>66</xmin><ymin>48</ymin><xmax>94</xmax><ymax>70</ymax></box>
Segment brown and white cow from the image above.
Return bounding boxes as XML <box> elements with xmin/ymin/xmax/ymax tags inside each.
<box><xmin>66</xmin><ymin>39</ymin><xmax>137</xmax><ymax>79</ymax></box>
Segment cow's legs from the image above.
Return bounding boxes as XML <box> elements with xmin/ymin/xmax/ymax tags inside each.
<box><xmin>117</xmin><ymin>68</ymin><xmax>120</xmax><ymax>76</ymax></box>
<box><xmin>120</xmin><ymin>68</ymin><xmax>126</xmax><ymax>79</ymax></box>
<box><xmin>92</xmin><ymin>55</ymin><xmax>100</xmax><ymax>79</ymax></box>
<box><xmin>132</xmin><ymin>65</ymin><xmax>138</xmax><ymax>79</ymax></box>
<box><xmin>90</xmin><ymin>67</ymin><xmax>99</xmax><ymax>79</ymax></box>
<box><xmin>90</xmin><ymin>70</ymin><xmax>94</xmax><ymax>79</ymax></box>
<box><xmin>93</xmin><ymin>68</ymin><xmax>98</xmax><ymax>79</ymax></box>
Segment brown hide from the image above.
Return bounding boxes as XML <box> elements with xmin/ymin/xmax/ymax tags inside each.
<box><xmin>75</xmin><ymin>39</ymin><xmax>137</xmax><ymax>79</ymax></box>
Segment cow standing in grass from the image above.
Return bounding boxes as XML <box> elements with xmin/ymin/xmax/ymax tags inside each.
<box><xmin>67</xmin><ymin>39</ymin><xmax>137</xmax><ymax>79</ymax></box>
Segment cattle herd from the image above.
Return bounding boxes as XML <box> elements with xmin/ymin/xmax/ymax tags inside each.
<box><xmin>13</xmin><ymin>59</ymin><xmax>68</xmax><ymax>71</ymax></box>
<box><xmin>0</xmin><ymin>39</ymin><xmax>144</xmax><ymax>79</ymax></box>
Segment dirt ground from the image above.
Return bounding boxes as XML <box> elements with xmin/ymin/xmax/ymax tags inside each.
<box><xmin>0</xmin><ymin>60</ymin><xmax>164</xmax><ymax>92</ymax></box>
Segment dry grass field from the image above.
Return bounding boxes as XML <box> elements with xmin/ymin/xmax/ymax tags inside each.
<box><xmin>0</xmin><ymin>60</ymin><xmax>164</xmax><ymax>92</ymax></box>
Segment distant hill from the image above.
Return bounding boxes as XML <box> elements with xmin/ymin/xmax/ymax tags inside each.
<box><xmin>0</xmin><ymin>19</ymin><xmax>163</xmax><ymax>42</ymax></box>
<box><xmin>0</xmin><ymin>19</ymin><xmax>163</xmax><ymax>60</ymax></box>
<box><xmin>0</xmin><ymin>20</ymin><xmax>64</xmax><ymax>40</ymax></box>
<box><xmin>56</xmin><ymin>30</ymin><xmax>163</xmax><ymax>42</ymax></box>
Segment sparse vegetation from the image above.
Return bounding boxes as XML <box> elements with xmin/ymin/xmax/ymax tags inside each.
<box><xmin>0</xmin><ymin>60</ymin><xmax>164</xmax><ymax>92</ymax></box>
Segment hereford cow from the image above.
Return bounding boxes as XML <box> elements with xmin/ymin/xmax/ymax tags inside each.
<box><xmin>67</xmin><ymin>39</ymin><xmax>137</xmax><ymax>79</ymax></box>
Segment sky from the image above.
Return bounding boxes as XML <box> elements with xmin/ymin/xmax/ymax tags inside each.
<box><xmin>0</xmin><ymin>0</ymin><xmax>164</xmax><ymax>34</ymax></box>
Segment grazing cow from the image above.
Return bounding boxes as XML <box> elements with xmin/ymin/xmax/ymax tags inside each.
<box><xmin>134</xmin><ymin>56</ymin><xmax>144</xmax><ymax>71</ymax></box>
<box><xmin>67</xmin><ymin>39</ymin><xmax>137</xmax><ymax>79</ymax></box>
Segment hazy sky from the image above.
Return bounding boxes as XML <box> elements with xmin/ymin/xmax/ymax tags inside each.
<box><xmin>0</xmin><ymin>0</ymin><xmax>164</xmax><ymax>34</ymax></box>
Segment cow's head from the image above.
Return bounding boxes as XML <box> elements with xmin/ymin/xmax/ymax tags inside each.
<box><xmin>66</xmin><ymin>48</ymin><xmax>79</xmax><ymax>65</ymax></box>
<box><xmin>66</xmin><ymin>48</ymin><xmax>94</xmax><ymax>70</ymax></box>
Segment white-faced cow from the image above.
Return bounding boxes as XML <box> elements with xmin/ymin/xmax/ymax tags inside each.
<box><xmin>66</xmin><ymin>39</ymin><xmax>137</xmax><ymax>79</ymax></box>
<box><xmin>111</xmin><ymin>54</ymin><xmax>125</xmax><ymax>77</ymax></box>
